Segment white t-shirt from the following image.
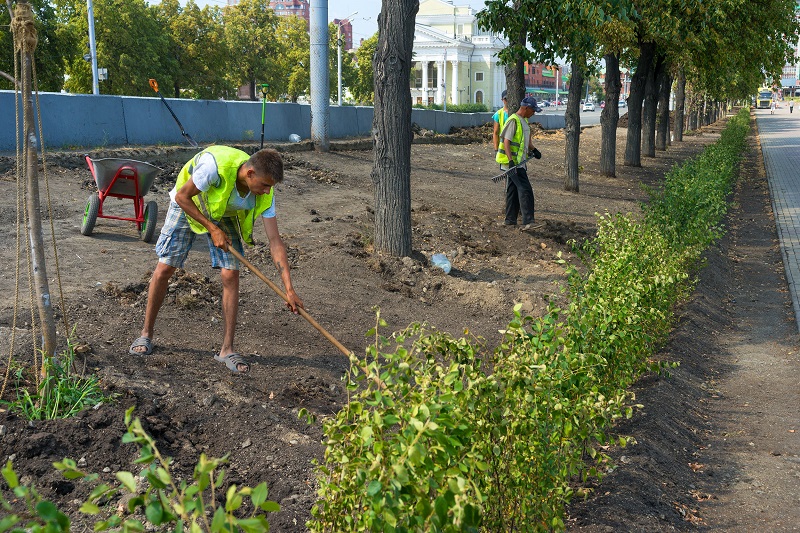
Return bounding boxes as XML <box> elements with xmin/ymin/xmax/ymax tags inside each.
<box><xmin>500</xmin><ymin>115</ymin><xmax>531</xmax><ymax>170</ymax></box>
<box><xmin>169</xmin><ymin>152</ymin><xmax>275</xmax><ymax>218</ymax></box>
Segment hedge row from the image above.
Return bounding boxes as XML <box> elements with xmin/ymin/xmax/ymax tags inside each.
<box><xmin>307</xmin><ymin>108</ymin><xmax>750</xmax><ymax>532</ymax></box>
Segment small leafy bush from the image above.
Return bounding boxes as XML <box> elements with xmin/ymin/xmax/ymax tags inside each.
<box><xmin>1</xmin><ymin>406</ymin><xmax>280</xmax><ymax>532</ymax></box>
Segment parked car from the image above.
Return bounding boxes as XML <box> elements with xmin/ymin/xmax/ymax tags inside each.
<box><xmin>582</xmin><ymin>102</ymin><xmax>595</xmax><ymax>111</ymax></box>
<box><xmin>600</xmin><ymin>101</ymin><xmax>605</xmax><ymax>109</ymax></box>
<box><xmin>619</xmin><ymin>100</ymin><xmax>627</xmax><ymax>108</ymax></box>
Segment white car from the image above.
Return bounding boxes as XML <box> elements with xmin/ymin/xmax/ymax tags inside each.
<box><xmin>582</xmin><ymin>102</ymin><xmax>595</xmax><ymax>112</ymax></box>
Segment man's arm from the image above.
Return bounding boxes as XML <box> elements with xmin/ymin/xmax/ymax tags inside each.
<box><xmin>174</xmin><ymin>180</ymin><xmax>229</xmax><ymax>250</ymax></box>
<box><xmin>492</xmin><ymin>120</ymin><xmax>500</xmax><ymax>151</ymax></box>
<box><xmin>262</xmin><ymin>216</ymin><xmax>303</xmax><ymax>313</ymax></box>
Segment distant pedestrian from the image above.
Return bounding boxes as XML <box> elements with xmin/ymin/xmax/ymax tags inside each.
<box><xmin>790</xmin><ymin>100</ymin><xmax>794</xmax><ymax>114</ymax></box>
<box><xmin>770</xmin><ymin>100</ymin><xmax>776</xmax><ymax>114</ymax></box>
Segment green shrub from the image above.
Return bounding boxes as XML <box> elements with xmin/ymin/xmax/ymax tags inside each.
<box><xmin>1</xmin><ymin>407</ymin><xmax>280</xmax><ymax>532</ymax></box>
<box><xmin>308</xmin><ymin>108</ymin><xmax>750</xmax><ymax>532</ymax></box>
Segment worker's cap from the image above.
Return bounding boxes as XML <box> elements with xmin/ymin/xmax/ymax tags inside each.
<box><xmin>520</xmin><ymin>96</ymin><xmax>542</xmax><ymax>112</ymax></box>
<box><xmin>501</xmin><ymin>89</ymin><xmax>507</xmax><ymax>100</ymax></box>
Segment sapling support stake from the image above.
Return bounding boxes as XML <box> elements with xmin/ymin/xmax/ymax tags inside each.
<box><xmin>148</xmin><ymin>78</ymin><xmax>198</xmax><ymax>148</ymax></box>
<box><xmin>260</xmin><ymin>83</ymin><xmax>269</xmax><ymax>149</ymax></box>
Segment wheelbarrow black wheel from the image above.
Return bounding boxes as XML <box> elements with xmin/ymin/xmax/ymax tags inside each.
<box><xmin>141</xmin><ymin>201</ymin><xmax>158</xmax><ymax>243</ymax></box>
<box><xmin>81</xmin><ymin>194</ymin><xmax>100</xmax><ymax>236</ymax></box>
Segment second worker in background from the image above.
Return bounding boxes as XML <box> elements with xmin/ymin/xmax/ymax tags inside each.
<box><xmin>496</xmin><ymin>96</ymin><xmax>542</xmax><ymax>229</ymax></box>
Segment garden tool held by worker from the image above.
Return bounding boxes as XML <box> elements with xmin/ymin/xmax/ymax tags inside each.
<box><xmin>148</xmin><ymin>78</ymin><xmax>198</xmax><ymax>148</ymax></box>
<box><xmin>260</xmin><ymin>83</ymin><xmax>270</xmax><ymax>149</ymax></box>
<box><xmin>490</xmin><ymin>148</ymin><xmax>542</xmax><ymax>183</ymax></box>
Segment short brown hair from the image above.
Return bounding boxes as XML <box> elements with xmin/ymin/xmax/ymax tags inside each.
<box><xmin>249</xmin><ymin>148</ymin><xmax>284</xmax><ymax>183</ymax></box>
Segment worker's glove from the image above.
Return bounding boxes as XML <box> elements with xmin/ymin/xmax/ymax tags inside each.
<box><xmin>530</xmin><ymin>147</ymin><xmax>542</xmax><ymax>159</ymax></box>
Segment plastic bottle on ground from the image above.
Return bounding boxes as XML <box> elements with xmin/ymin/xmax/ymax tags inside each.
<box><xmin>289</xmin><ymin>133</ymin><xmax>301</xmax><ymax>142</ymax></box>
<box><xmin>430</xmin><ymin>253</ymin><xmax>451</xmax><ymax>274</ymax></box>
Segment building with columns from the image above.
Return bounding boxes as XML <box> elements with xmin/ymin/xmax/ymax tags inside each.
<box><xmin>411</xmin><ymin>0</ymin><xmax>507</xmax><ymax>109</ymax></box>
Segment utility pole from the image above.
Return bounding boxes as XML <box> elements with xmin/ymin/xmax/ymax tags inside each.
<box><xmin>87</xmin><ymin>0</ymin><xmax>99</xmax><ymax>95</ymax></box>
<box><xmin>12</xmin><ymin>1</ymin><xmax>57</xmax><ymax>364</ymax></box>
<box><xmin>310</xmin><ymin>0</ymin><xmax>329</xmax><ymax>151</ymax></box>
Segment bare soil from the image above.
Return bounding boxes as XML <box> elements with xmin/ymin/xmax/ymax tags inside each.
<box><xmin>2</xmin><ymin>116</ymin><xmax>796</xmax><ymax>531</ymax></box>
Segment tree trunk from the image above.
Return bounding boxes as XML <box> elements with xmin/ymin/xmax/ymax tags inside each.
<box><xmin>641</xmin><ymin>53</ymin><xmax>663</xmax><ymax>158</ymax></box>
<box><xmin>14</xmin><ymin>1</ymin><xmax>57</xmax><ymax>368</ymax></box>
<box><xmin>504</xmin><ymin>21</ymin><xmax>528</xmax><ymax>112</ymax></box>
<box><xmin>655</xmin><ymin>70</ymin><xmax>672</xmax><ymax>151</ymax></box>
<box><xmin>600</xmin><ymin>52</ymin><xmax>621</xmax><ymax>177</ymax></box>
<box><xmin>371</xmin><ymin>0</ymin><xmax>418</xmax><ymax>257</ymax></box>
<box><xmin>674</xmin><ymin>68</ymin><xmax>685</xmax><ymax>142</ymax></box>
<box><xmin>564</xmin><ymin>56</ymin><xmax>584</xmax><ymax>192</ymax></box>
<box><xmin>624</xmin><ymin>40</ymin><xmax>655</xmax><ymax>167</ymax></box>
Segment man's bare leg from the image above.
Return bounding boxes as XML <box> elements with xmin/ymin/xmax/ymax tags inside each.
<box><xmin>131</xmin><ymin>261</ymin><xmax>176</xmax><ymax>353</ymax></box>
<box><xmin>218</xmin><ymin>268</ymin><xmax>247</xmax><ymax>372</ymax></box>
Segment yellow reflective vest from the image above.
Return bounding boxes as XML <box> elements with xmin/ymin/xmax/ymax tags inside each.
<box><xmin>175</xmin><ymin>146</ymin><xmax>274</xmax><ymax>245</ymax></box>
<box><xmin>495</xmin><ymin>113</ymin><xmax>525</xmax><ymax>165</ymax></box>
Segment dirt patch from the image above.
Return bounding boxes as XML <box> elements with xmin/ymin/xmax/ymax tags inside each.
<box><xmin>1</xmin><ymin>122</ymin><xmax>731</xmax><ymax>530</ymax></box>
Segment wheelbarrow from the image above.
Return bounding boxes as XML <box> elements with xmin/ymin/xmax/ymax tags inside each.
<box><xmin>80</xmin><ymin>157</ymin><xmax>162</xmax><ymax>243</ymax></box>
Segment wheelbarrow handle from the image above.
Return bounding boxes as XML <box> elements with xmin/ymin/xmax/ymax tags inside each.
<box><xmin>149</xmin><ymin>78</ymin><xmax>159</xmax><ymax>92</ymax></box>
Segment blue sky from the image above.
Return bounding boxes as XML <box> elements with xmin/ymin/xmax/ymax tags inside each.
<box><xmin>168</xmin><ymin>1</ymin><xmax>489</xmax><ymax>46</ymax></box>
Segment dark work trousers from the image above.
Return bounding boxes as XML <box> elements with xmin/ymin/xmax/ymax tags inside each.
<box><xmin>504</xmin><ymin>166</ymin><xmax>535</xmax><ymax>225</ymax></box>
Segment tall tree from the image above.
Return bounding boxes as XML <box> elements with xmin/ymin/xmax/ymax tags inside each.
<box><xmin>56</xmin><ymin>0</ymin><xmax>174</xmax><ymax>95</ymax></box>
<box><xmin>274</xmin><ymin>14</ymin><xmax>310</xmax><ymax>102</ymax></box>
<box><xmin>223</xmin><ymin>0</ymin><xmax>280</xmax><ymax>100</ymax></box>
<box><xmin>1</xmin><ymin>0</ymin><xmax>65</xmax><ymax>91</ymax></box>
<box><xmin>478</xmin><ymin>0</ymin><xmax>626</xmax><ymax>192</ymax></box>
<box><xmin>350</xmin><ymin>32</ymin><xmax>378</xmax><ymax>104</ymax></box>
<box><xmin>154</xmin><ymin>0</ymin><xmax>231</xmax><ymax>99</ymax></box>
<box><xmin>372</xmin><ymin>1</ymin><xmax>418</xmax><ymax>257</ymax></box>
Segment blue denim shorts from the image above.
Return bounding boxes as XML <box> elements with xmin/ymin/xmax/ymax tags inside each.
<box><xmin>155</xmin><ymin>201</ymin><xmax>244</xmax><ymax>270</ymax></box>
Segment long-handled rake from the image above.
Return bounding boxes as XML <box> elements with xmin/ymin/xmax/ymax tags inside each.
<box><xmin>259</xmin><ymin>84</ymin><xmax>269</xmax><ymax>149</ymax></box>
<box><xmin>227</xmin><ymin>248</ymin><xmax>351</xmax><ymax>357</ymax></box>
<box><xmin>148</xmin><ymin>78</ymin><xmax>198</xmax><ymax>148</ymax></box>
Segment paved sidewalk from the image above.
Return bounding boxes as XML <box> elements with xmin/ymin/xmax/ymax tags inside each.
<box><xmin>757</xmin><ymin>107</ymin><xmax>800</xmax><ymax>330</ymax></box>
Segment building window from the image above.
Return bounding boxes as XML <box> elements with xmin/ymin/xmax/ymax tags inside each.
<box><xmin>475</xmin><ymin>90</ymin><xmax>483</xmax><ymax>104</ymax></box>
<box><xmin>411</xmin><ymin>64</ymin><xmax>422</xmax><ymax>89</ymax></box>
<box><xmin>417</xmin><ymin>96</ymin><xmax>423</xmax><ymax>104</ymax></box>
<box><xmin>428</xmin><ymin>63</ymin><xmax>437</xmax><ymax>88</ymax></box>
<box><xmin>475</xmin><ymin>72</ymin><xmax>484</xmax><ymax>82</ymax></box>
<box><xmin>456</xmin><ymin>24</ymin><xmax>464</xmax><ymax>35</ymax></box>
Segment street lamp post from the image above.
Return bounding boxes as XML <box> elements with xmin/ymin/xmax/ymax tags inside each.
<box><xmin>337</xmin><ymin>11</ymin><xmax>357</xmax><ymax>106</ymax></box>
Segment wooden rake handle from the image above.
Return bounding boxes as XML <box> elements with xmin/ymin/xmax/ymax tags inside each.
<box><xmin>227</xmin><ymin>247</ymin><xmax>352</xmax><ymax>357</ymax></box>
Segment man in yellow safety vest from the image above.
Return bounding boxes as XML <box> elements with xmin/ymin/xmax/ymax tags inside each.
<box><xmin>495</xmin><ymin>96</ymin><xmax>542</xmax><ymax>228</ymax></box>
<box><xmin>128</xmin><ymin>146</ymin><xmax>303</xmax><ymax>374</ymax></box>
<box><xmin>492</xmin><ymin>89</ymin><xmax>509</xmax><ymax>151</ymax></box>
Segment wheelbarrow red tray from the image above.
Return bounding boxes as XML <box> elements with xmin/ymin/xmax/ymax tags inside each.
<box><xmin>80</xmin><ymin>156</ymin><xmax>162</xmax><ymax>243</ymax></box>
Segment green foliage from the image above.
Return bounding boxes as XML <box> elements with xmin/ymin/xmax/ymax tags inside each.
<box><xmin>222</xmin><ymin>0</ymin><xmax>280</xmax><ymax>101</ymax></box>
<box><xmin>350</xmin><ymin>32</ymin><xmax>378</xmax><ymax>104</ymax></box>
<box><xmin>1</xmin><ymin>460</ymin><xmax>71</xmax><ymax>532</ymax></box>
<box><xmin>0</xmin><ymin>407</ymin><xmax>280</xmax><ymax>532</ymax></box>
<box><xmin>309</xmin><ymin>109</ymin><xmax>751</xmax><ymax>531</ymax></box>
<box><xmin>0</xmin><ymin>0</ymin><xmax>66</xmax><ymax>92</ymax></box>
<box><xmin>2</xmin><ymin>338</ymin><xmax>112</xmax><ymax>420</ymax></box>
<box><xmin>413</xmin><ymin>103</ymin><xmax>488</xmax><ymax>113</ymax></box>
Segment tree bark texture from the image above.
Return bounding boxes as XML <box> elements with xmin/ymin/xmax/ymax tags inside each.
<box><xmin>624</xmin><ymin>40</ymin><xmax>655</xmax><ymax>167</ymax></box>
<box><xmin>655</xmin><ymin>69</ymin><xmax>672</xmax><ymax>151</ymax></box>
<box><xmin>504</xmin><ymin>22</ymin><xmax>528</xmax><ymax>113</ymax></box>
<box><xmin>371</xmin><ymin>0</ymin><xmax>418</xmax><ymax>257</ymax></box>
<box><xmin>674</xmin><ymin>68</ymin><xmax>686</xmax><ymax>142</ymax></box>
<box><xmin>600</xmin><ymin>53</ymin><xmax>621</xmax><ymax>177</ymax></box>
<box><xmin>15</xmin><ymin>3</ymin><xmax>57</xmax><ymax>361</ymax></box>
<box><xmin>564</xmin><ymin>55</ymin><xmax>584</xmax><ymax>192</ymax></box>
<box><xmin>641</xmin><ymin>53</ymin><xmax>664</xmax><ymax>158</ymax></box>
